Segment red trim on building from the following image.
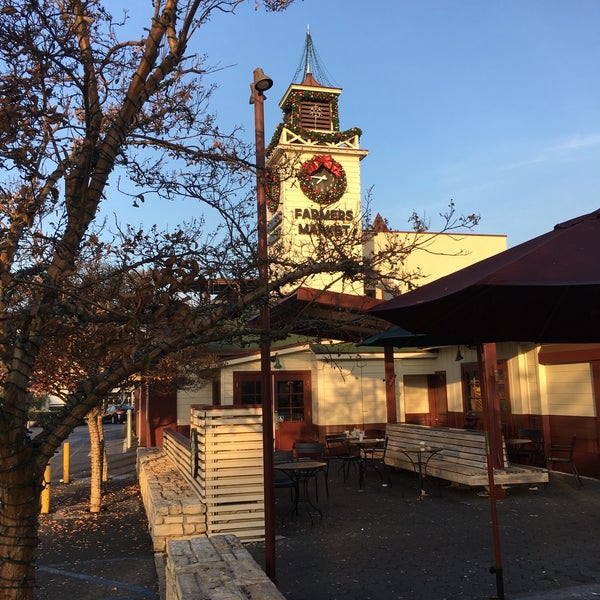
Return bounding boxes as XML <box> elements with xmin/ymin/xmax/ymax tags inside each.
<box><xmin>538</xmin><ymin>344</ymin><xmax>600</xmax><ymax>364</ymax></box>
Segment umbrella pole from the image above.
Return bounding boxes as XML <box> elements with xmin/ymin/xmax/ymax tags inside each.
<box><xmin>478</xmin><ymin>344</ymin><xmax>505</xmax><ymax>600</ymax></box>
<box><xmin>485</xmin><ymin>453</ymin><xmax>505</xmax><ymax>600</ymax></box>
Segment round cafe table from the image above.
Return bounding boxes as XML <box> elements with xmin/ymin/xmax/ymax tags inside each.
<box><xmin>274</xmin><ymin>461</ymin><xmax>326</xmax><ymax>524</ymax></box>
<box><xmin>348</xmin><ymin>438</ymin><xmax>387</xmax><ymax>489</ymax></box>
<box><xmin>396</xmin><ymin>445</ymin><xmax>442</xmax><ymax>500</ymax></box>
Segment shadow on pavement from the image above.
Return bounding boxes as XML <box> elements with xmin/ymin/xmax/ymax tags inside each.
<box><xmin>36</xmin><ymin>429</ymin><xmax>158</xmax><ymax>600</ymax></box>
<box><xmin>35</xmin><ymin>426</ymin><xmax>600</xmax><ymax>600</ymax></box>
<box><xmin>247</xmin><ymin>465</ymin><xmax>600</xmax><ymax>600</ymax></box>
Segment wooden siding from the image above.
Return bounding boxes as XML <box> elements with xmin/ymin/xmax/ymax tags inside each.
<box><xmin>542</xmin><ymin>363</ymin><xmax>595</xmax><ymax>417</ymax></box>
<box><xmin>190</xmin><ymin>405</ymin><xmax>265</xmax><ymax>542</ymax></box>
<box><xmin>314</xmin><ymin>356</ymin><xmax>387</xmax><ymax>427</ymax></box>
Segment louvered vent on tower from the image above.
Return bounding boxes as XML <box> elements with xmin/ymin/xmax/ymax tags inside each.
<box><xmin>299</xmin><ymin>100</ymin><xmax>332</xmax><ymax>131</ymax></box>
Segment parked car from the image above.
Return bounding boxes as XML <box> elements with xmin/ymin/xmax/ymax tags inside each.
<box><xmin>102</xmin><ymin>404</ymin><xmax>135</xmax><ymax>424</ymax></box>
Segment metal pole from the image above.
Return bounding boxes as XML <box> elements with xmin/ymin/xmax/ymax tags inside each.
<box><xmin>126</xmin><ymin>408</ymin><xmax>132</xmax><ymax>450</ymax></box>
<box><xmin>478</xmin><ymin>344</ymin><xmax>505</xmax><ymax>600</ymax></box>
<box><xmin>251</xmin><ymin>68</ymin><xmax>276</xmax><ymax>583</ymax></box>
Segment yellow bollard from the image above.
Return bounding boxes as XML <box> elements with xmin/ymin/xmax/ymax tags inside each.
<box><xmin>40</xmin><ymin>464</ymin><xmax>51</xmax><ymax>514</ymax></box>
<box><xmin>126</xmin><ymin>410</ymin><xmax>132</xmax><ymax>450</ymax></box>
<box><xmin>62</xmin><ymin>442</ymin><xmax>70</xmax><ymax>484</ymax></box>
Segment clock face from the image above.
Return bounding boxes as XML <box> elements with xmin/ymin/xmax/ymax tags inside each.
<box><xmin>308</xmin><ymin>166</ymin><xmax>336</xmax><ymax>194</ymax></box>
<box><xmin>298</xmin><ymin>154</ymin><xmax>347</xmax><ymax>205</ymax></box>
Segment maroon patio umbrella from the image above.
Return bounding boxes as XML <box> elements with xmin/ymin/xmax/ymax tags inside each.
<box><xmin>368</xmin><ymin>208</ymin><xmax>600</xmax><ymax>600</ymax></box>
<box><xmin>370</xmin><ymin>208</ymin><xmax>600</xmax><ymax>344</ymax></box>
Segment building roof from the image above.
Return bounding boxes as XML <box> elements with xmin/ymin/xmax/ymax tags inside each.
<box><xmin>267</xmin><ymin>286</ymin><xmax>391</xmax><ymax>343</ymax></box>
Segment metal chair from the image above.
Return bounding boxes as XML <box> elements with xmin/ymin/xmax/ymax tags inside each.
<box><xmin>359</xmin><ymin>436</ymin><xmax>391</xmax><ymax>488</ymax></box>
<box><xmin>273</xmin><ymin>450</ymin><xmax>295</xmax><ymax>500</ymax></box>
<box><xmin>515</xmin><ymin>428</ymin><xmax>545</xmax><ymax>466</ymax></box>
<box><xmin>293</xmin><ymin>441</ymin><xmax>328</xmax><ymax>500</ymax></box>
<box><xmin>325</xmin><ymin>434</ymin><xmax>360</xmax><ymax>483</ymax></box>
<box><xmin>546</xmin><ymin>435</ymin><xmax>581</xmax><ymax>486</ymax></box>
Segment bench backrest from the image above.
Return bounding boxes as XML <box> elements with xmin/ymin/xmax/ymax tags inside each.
<box><xmin>385</xmin><ymin>423</ymin><xmax>508</xmax><ymax>468</ymax></box>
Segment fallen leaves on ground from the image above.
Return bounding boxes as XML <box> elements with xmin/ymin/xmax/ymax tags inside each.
<box><xmin>38</xmin><ymin>477</ymin><xmax>153</xmax><ymax>563</ymax></box>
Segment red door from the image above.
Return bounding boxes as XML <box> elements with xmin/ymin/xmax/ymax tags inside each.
<box><xmin>461</xmin><ymin>361</ymin><xmax>512</xmax><ymax>434</ymax></box>
<box><xmin>428</xmin><ymin>371</ymin><xmax>448</xmax><ymax>427</ymax></box>
<box><xmin>273</xmin><ymin>371</ymin><xmax>313</xmax><ymax>450</ymax></box>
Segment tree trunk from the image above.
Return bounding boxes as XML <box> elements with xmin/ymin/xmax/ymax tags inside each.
<box><xmin>87</xmin><ymin>409</ymin><xmax>103</xmax><ymax>513</ymax></box>
<box><xmin>99</xmin><ymin>413</ymin><xmax>109</xmax><ymax>482</ymax></box>
<box><xmin>0</xmin><ymin>446</ymin><xmax>42</xmax><ymax>599</ymax></box>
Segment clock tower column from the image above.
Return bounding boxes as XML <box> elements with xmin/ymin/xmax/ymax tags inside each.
<box><xmin>265</xmin><ymin>59</ymin><xmax>368</xmax><ymax>295</ymax></box>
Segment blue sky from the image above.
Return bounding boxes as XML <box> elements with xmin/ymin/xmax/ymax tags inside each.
<box><xmin>112</xmin><ymin>0</ymin><xmax>600</xmax><ymax>247</ymax></box>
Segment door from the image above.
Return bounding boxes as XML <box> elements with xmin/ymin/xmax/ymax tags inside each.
<box><xmin>233</xmin><ymin>370</ymin><xmax>313</xmax><ymax>450</ymax></box>
<box><xmin>274</xmin><ymin>371</ymin><xmax>313</xmax><ymax>450</ymax></box>
<box><xmin>461</xmin><ymin>361</ymin><xmax>512</xmax><ymax>434</ymax></box>
<box><xmin>403</xmin><ymin>373</ymin><xmax>448</xmax><ymax>426</ymax></box>
<box><xmin>428</xmin><ymin>371</ymin><xmax>448</xmax><ymax>427</ymax></box>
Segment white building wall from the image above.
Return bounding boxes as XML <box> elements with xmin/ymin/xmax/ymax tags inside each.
<box><xmin>177</xmin><ymin>386</ymin><xmax>212</xmax><ymax>426</ymax></box>
<box><xmin>508</xmin><ymin>344</ymin><xmax>542</xmax><ymax>415</ymax></box>
<box><xmin>312</xmin><ymin>355</ymin><xmax>387</xmax><ymax>427</ymax></box>
<box><xmin>177</xmin><ymin>342</ymin><xmax>592</xmax><ymax>429</ymax></box>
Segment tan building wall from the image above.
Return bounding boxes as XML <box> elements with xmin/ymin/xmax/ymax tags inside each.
<box><xmin>366</xmin><ymin>230</ymin><xmax>507</xmax><ymax>298</ymax></box>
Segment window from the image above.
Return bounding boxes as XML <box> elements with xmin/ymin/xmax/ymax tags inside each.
<box><xmin>234</xmin><ymin>373</ymin><xmax>262</xmax><ymax>405</ymax></box>
<box><xmin>276</xmin><ymin>379</ymin><xmax>305</xmax><ymax>422</ymax></box>
<box><xmin>461</xmin><ymin>361</ymin><xmax>512</xmax><ymax>432</ymax></box>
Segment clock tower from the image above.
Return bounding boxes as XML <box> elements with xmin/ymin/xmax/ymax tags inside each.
<box><xmin>265</xmin><ymin>32</ymin><xmax>368</xmax><ymax>295</ymax></box>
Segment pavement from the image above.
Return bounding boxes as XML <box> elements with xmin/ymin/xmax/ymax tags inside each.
<box><xmin>36</xmin><ymin>428</ymin><xmax>600</xmax><ymax>600</ymax></box>
<box><xmin>36</xmin><ymin>427</ymin><xmax>160</xmax><ymax>600</ymax></box>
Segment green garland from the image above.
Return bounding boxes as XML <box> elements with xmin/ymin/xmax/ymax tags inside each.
<box><xmin>266</xmin><ymin>88</ymin><xmax>362</xmax><ymax>155</ymax></box>
<box><xmin>266</xmin><ymin>123</ymin><xmax>362</xmax><ymax>156</ymax></box>
<box><xmin>264</xmin><ymin>167</ymin><xmax>280</xmax><ymax>213</ymax></box>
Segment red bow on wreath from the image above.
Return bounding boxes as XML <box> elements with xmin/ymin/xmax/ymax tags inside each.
<box><xmin>305</xmin><ymin>155</ymin><xmax>342</xmax><ymax>178</ymax></box>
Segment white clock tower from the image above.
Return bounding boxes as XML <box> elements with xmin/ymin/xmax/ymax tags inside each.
<box><xmin>265</xmin><ymin>33</ymin><xmax>368</xmax><ymax>295</ymax></box>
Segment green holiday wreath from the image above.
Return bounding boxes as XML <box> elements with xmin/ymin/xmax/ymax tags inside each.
<box><xmin>297</xmin><ymin>154</ymin><xmax>347</xmax><ymax>205</ymax></box>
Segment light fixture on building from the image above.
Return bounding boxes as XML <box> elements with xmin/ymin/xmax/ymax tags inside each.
<box><xmin>272</xmin><ymin>353</ymin><xmax>282</xmax><ymax>369</ymax></box>
<box><xmin>455</xmin><ymin>346</ymin><xmax>464</xmax><ymax>362</ymax></box>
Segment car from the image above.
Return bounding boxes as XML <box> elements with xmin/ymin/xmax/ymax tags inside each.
<box><xmin>102</xmin><ymin>404</ymin><xmax>135</xmax><ymax>424</ymax></box>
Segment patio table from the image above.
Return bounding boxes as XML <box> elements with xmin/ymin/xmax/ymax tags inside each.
<box><xmin>395</xmin><ymin>445</ymin><xmax>442</xmax><ymax>500</ymax></box>
<box><xmin>348</xmin><ymin>438</ymin><xmax>387</xmax><ymax>489</ymax></box>
<box><xmin>275</xmin><ymin>461</ymin><xmax>326</xmax><ymax>524</ymax></box>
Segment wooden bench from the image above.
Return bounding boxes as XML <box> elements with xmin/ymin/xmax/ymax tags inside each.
<box><xmin>385</xmin><ymin>423</ymin><xmax>548</xmax><ymax>487</ymax></box>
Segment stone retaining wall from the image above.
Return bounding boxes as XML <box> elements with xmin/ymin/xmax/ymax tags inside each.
<box><xmin>137</xmin><ymin>447</ymin><xmax>207</xmax><ymax>552</ymax></box>
<box><xmin>166</xmin><ymin>535</ymin><xmax>284</xmax><ymax>600</ymax></box>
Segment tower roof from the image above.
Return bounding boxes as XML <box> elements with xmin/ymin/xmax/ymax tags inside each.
<box><xmin>290</xmin><ymin>27</ymin><xmax>336</xmax><ymax>88</ymax></box>
<box><xmin>279</xmin><ymin>29</ymin><xmax>342</xmax><ymax>109</ymax></box>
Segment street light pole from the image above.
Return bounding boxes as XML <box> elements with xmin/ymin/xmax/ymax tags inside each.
<box><xmin>250</xmin><ymin>67</ymin><xmax>276</xmax><ymax>583</ymax></box>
